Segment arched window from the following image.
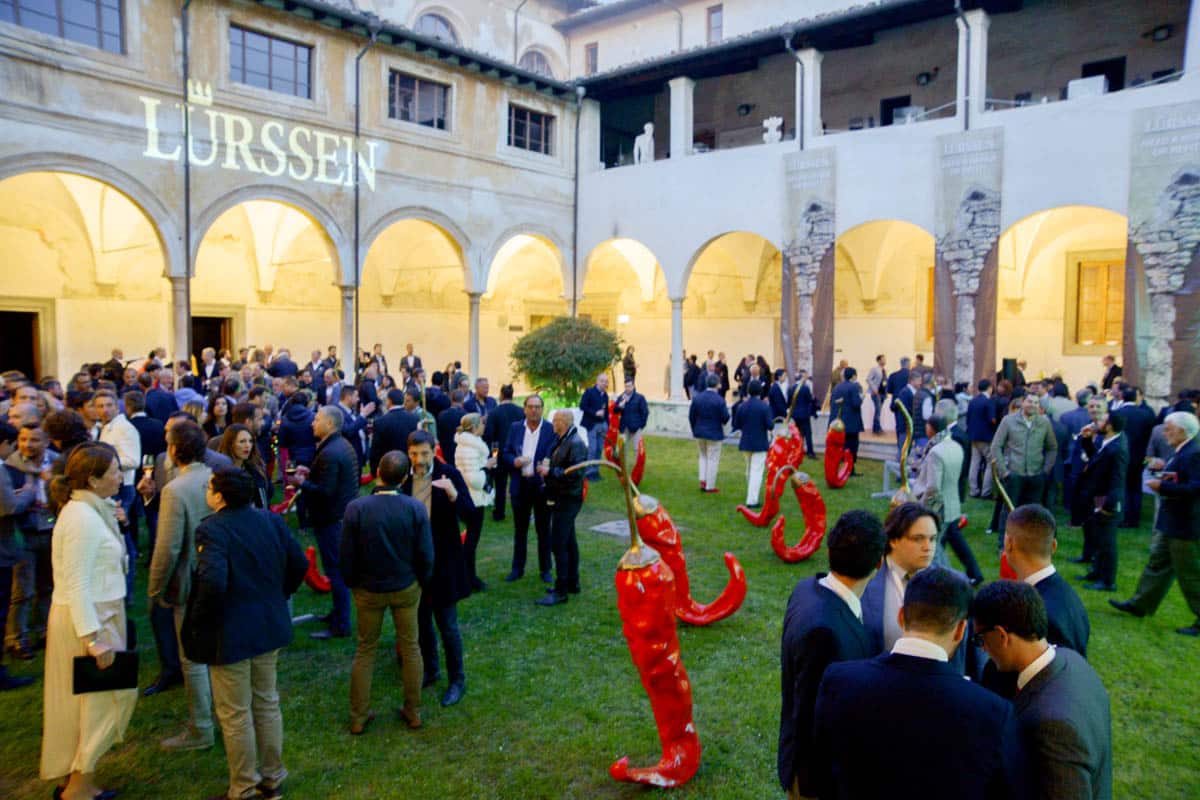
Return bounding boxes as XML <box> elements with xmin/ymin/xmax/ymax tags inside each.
<box><xmin>415</xmin><ymin>13</ymin><xmax>458</xmax><ymax>44</ymax></box>
<box><xmin>518</xmin><ymin>50</ymin><xmax>554</xmax><ymax>79</ymax></box>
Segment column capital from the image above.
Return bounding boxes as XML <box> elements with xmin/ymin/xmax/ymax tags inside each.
<box><xmin>963</xmin><ymin>7</ymin><xmax>989</xmax><ymax>30</ymax></box>
<box><xmin>667</xmin><ymin>75</ymin><xmax>696</xmax><ymax>91</ymax></box>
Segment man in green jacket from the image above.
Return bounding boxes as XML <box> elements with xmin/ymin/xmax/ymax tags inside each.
<box><xmin>991</xmin><ymin>393</ymin><xmax>1057</xmax><ymax>550</ymax></box>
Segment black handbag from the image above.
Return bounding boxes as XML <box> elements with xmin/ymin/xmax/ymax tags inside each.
<box><xmin>73</xmin><ymin>651</ymin><xmax>138</xmax><ymax>694</ymax></box>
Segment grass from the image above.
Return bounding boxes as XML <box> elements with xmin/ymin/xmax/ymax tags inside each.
<box><xmin>1</xmin><ymin>436</ymin><xmax>1198</xmax><ymax>799</ymax></box>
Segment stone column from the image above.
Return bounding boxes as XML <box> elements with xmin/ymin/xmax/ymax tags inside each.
<box><xmin>939</xmin><ymin>188</ymin><xmax>1001</xmax><ymax>383</ymax></box>
<box><xmin>784</xmin><ymin>203</ymin><xmax>835</xmax><ymax>373</ymax></box>
<box><xmin>339</xmin><ymin>286</ymin><xmax>355</xmax><ymax>376</ymax></box>
<box><xmin>467</xmin><ymin>292</ymin><xmax>482</xmax><ymax>379</ymax></box>
<box><xmin>965</xmin><ymin>10</ymin><xmax>989</xmax><ymax>122</ymax></box>
<box><xmin>579</xmin><ymin>98</ymin><xmax>603</xmax><ymax>172</ymax></box>
<box><xmin>670</xmin><ymin>298</ymin><xmax>684</xmax><ymax>401</ymax></box>
<box><xmin>169</xmin><ymin>276</ymin><xmax>189</xmax><ymax>364</ymax></box>
<box><xmin>668</xmin><ymin>77</ymin><xmax>695</xmax><ymax>159</ymax></box>
<box><xmin>794</xmin><ymin>48</ymin><xmax>822</xmax><ymax>148</ymax></box>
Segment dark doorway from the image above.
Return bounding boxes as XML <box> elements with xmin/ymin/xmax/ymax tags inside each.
<box><xmin>191</xmin><ymin>316</ymin><xmax>231</xmax><ymax>365</ymax></box>
<box><xmin>1081</xmin><ymin>57</ymin><xmax>1126</xmax><ymax>92</ymax></box>
<box><xmin>879</xmin><ymin>94</ymin><xmax>912</xmax><ymax>127</ymax></box>
<box><xmin>0</xmin><ymin>311</ymin><xmax>38</xmax><ymax>379</ymax></box>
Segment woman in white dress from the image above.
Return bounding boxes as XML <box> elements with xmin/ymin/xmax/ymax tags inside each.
<box><xmin>41</xmin><ymin>442</ymin><xmax>137</xmax><ymax>800</ymax></box>
<box><xmin>454</xmin><ymin>413</ymin><xmax>495</xmax><ymax>593</ymax></box>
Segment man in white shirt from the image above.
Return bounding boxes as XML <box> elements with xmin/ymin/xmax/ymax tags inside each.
<box><xmin>973</xmin><ymin>581</ymin><xmax>1112</xmax><ymax>799</ymax></box>
<box><xmin>502</xmin><ymin>395</ymin><xmax>553</xmax><ymax>584</ymax></box>
<box><xmin>862</xmin><ymin>503</ymin><xmax>938</xmax><ymax>653</ymax></box>
<box><xmin>94</xmin><ymin>389</ymin><xmax>142</xmax><ymax>601</ymax></box>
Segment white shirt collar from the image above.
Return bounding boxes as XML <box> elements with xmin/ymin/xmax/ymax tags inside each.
<box><xmin>1017</xmin><ymin>644</ymin><xmax>1056</xmax><ymax>691</ymax></box>
<box><xmin>891</xmin><ymin>636</ymin><xmax>949</xmax><ymax>662</ymax></box>
<box><xmin>818</xmin><ymin>574</ymin><xmax>862</xmax><ymax>622</ymax></box>
<box><xmin>1024</xmin><ymin>564</ymin><xmax>1056</xmax><ymax>586</ymax></box>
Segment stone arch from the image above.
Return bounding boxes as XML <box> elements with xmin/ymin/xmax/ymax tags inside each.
<box><xmin>677</xmin><ymin>227</ymin><xmax>781</xmax><ymax>300</ymax></box>
<box><xmin>481</xmin><ymin>223</ymin><xmax>570</xmax><ymax>297</ymax></box>
<box><xmin>0</xmin><ymin>152</ymin><xmax>182</xmax><ymax>278</ymax></box>
<box><xmin>360</xmin><ymin>206</ymin><xmax>471</xmax><ymax>287</ymax></box>
<box><xmin>518</xmin><ymin>46</ymin><xmax>562</xmax><ymax>80</ymax></box>
<box><xmin>409</xmin><ymin>3</ymin><xmax>468</xmax><ymax>45</ymax></box>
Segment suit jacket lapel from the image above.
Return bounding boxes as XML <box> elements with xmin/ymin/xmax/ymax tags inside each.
<box><xmin>1013</xmin><ymin>653</ymin><xmax>1066</xmax><ymax>714</ymax></box>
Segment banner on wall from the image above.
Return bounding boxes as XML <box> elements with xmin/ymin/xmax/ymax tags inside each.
<box><xmin>1125</xmin><ymin>100</ymin><xmax>1200</xmax><ymax>402</ymax></box>
<box><xmin>933</xmin><ymin>127</ymin><xmax>1003</xmax><ymax>385</ymax></box>
<box><xmin>781</xmin><ymin>148</ymin><xmax>836</xmax><ymax>404</ymax></box>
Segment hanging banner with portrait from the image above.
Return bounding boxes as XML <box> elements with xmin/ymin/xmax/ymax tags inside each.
<box><xmin>781</xmin><ymin>148</ymin><xmax>836</xmax><ymax>404</ymax></box>
<box><xmin>1125</xmin><ymin>100</ymin><xmax>1200</xmax><ymax>403</ymax></box>
<box><xmin>933</xmin><ymin>127</ymin><xmax>1003</xmax><ymax>386</ymax></box>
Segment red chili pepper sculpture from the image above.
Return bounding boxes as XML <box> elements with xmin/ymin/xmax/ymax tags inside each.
<box><xmin>737</xmin><ymin>421</ymin><xmax>805</xmax><ymax>526</ymax></box>
<box><xmin>634</xmin><ymin>494</ymin><xmax>746</xmax><ymax>626</ymax></box>
<box><xmin>303</xmin><ymin>545</ymin><xmax>331</xmax><ymax>593</ymax></box>
<box><xmin>604</xmin><ymin>404</ymin><xmax>646</xmax><ymax>485</ymax></box>
<box><xmin>769</xmin><ymin>471</ymin><xmax>828</xmax><ymax>563</ymax></box>
<box><xmin>999</xmin><ymin>552</ymin><xmax>1018</xmax><ymax>580</ymax></box>
<box><xmin>823</xmin><ymin>419</ymin><xmax>854</xmax><ymax>489</ymax></box>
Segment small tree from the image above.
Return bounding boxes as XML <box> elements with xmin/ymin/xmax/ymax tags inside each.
<box><xmin>509</xmin><ymin>316</ymin><xmax>621</xmax><ymax>406</ymax></box>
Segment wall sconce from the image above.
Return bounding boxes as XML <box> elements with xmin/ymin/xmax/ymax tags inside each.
<box><xmin>736</xmin><ymin>103</ymin><xmax>755</xmax><ymax>116</ymax></box>
<box><xmin>1145</xmin><ymin>24</ymin><xmax>1173</xmax><ymax>42</ymax></box>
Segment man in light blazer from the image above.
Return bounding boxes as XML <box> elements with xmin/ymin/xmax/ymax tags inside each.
<box><xmin>974</xmin><ymin>581</ymin><xmax>1112</xmax><ymax>799</ymax></box>
<box><xmin>147</xmin><ymin>419</ymin><xmax>215</xmax><ymax>750</ymax></box>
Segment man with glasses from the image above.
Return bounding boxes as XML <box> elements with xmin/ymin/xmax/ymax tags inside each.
<box><xmin>501</xmin><ymin>395</ymin><xmax>555</xmax><ymax>584</ymax></box>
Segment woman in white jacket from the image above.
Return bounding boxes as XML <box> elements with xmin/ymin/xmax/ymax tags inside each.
<box><xmin>42</xmin><ymin>442</ymin><xmax>137</xmax><ymax>800</ymax></box>
<box><xmin>454</xmin><ymin>413</ymin><xmax>494</xmax><ymax>593</ymax></box>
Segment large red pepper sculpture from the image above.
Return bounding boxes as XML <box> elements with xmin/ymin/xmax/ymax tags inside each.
<box><xmin>769</xmin><ymin>469</ymin><xmax>829</xmax><ymax>563</ymax></box>
<box><xmin>991</xmin><ymin>456</ymin><xmax>1019</xmax><ymax>579</ymax></box>
<box><xmin>823</xmin><ymin>418</ymin><xmax>853</xmax><ymax>489</ymax></box>
<box><xmin>569</xmin><ymin>441</ymin><xmax>701</xmax><ymax>788</ymax></box>
<box><xmin>604</xmin><ymin>403</ymin><xmax>646</xmax><ymax>485</ymax></box>
<box><xmin>634</xmin><ymin>494</ymin><xmax>746</xmax><ymax>625</ymax></box>
<box><xmin>303</xmin><ymin>545</ymin><xmax>331</xmax><ymax>593</ymax></box>
<box><xmin>737</xmin><ymin>419</ymin><xmax>805</xmax><ymax>526</ymax></box>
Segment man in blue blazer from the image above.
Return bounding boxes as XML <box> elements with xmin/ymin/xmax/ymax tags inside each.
<box><xmin>967</xmin><ymin>379</ymin><xmax>998</xmax><ymax>498</ymax></box>
<box><xmin>502</xmin><ymin>395</ymin><xmax>555</xmax><ymax>583</ymax></box>
<box><xmin>688</xmin><ymin>373</ymin><xmax>729</xmax><ymax>493</ymax></box>
<box><xmin>1073</xmin><ymin>411</ymin><xmax>1128</xmax><ymax>591</ymax></box>
<box><xmin>974</xmin><ymin>581</ymin><xmax>1111</xmax><ymax>799</ymax></box>
<box><xmin>768</xmin><ymin>369</ymin><xmax>789</xmax><ymax>420</ymax></box>
<box><xmin>778</xmin><ymin>510</ymin><xmax>886</xmax><ymax>798</ymax></box>
<box><xmin>787</xmin><ymin>371</ymin><xmax>817</xmax><ymax>458</ymax></box>
<box><xmin>813</xmin><ymin>568</ymin><xmax>1024</xmax><ymax>800</ymax></box>
<box><xmin>830</xmin><ymin>367</ymin><xmax>864</xmax><ymax>475</ymax></box>
<box><xmin>612</xmin><ymin>378</ymin><xmax>648</xmax><ymax>454</ymax></box>
<box><xmin>578</xmin><ymin>374</ymin><xmax>609</xmax><ymax>481</ymax></box>
<box><xmin>1004</xmin><ymin>504</ymin><xmax>1090</xmax><ymax>657</ymax></box>
<box><xmin>734</xmin><ymin>380</ymin><xmax>773</xmax><ymax>507</ymax></box>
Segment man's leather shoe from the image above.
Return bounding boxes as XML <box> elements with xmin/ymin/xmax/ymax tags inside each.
<box><xmin>568</xmin><ymin>585</ymin><xmax>581</xmax><ymax>595</ymax></box>
<box><xmin>1067</xmin><ymin>555</ymin><xmax>1092</xmax><ymax>564</ymax></box>
<box><xmin>0</xmin><ymin>671</ymin><xmax>34</xmax><ymax>691</ymax></box>
<box><xmin>1108</xmin><ymin>599</ymin><xmax>1145</xmax><ymax>618</ymax></box>
<box><xmin>7</xmin><ymin>642</ymin><xmax>35</xmax><ymax>661</ymax></box>
<box><xmin>1082</xmin><ymin>581</ymin><xmax>1116</xmax><ymax>592</ymax></box>
<box><xmin>540</xmin><ymin>571</ymin><xmax>553</xmax><ymax>584</ymax></box>
<box><xmin>160</xmin><ymin>729</ymin><xmax>214</xmax><ymax>751</ymax></box>
<box><xmin>504</xmin><ymin>570</ymin><xmax>522</xmax><ymax>582</ymax></box>
<box><xmin>309</xmin><ymin>628</ymin><xmax>349</xmax><ymax>640</ymax></box>
<box><xmin>398</xmin><ymin>707</ymin><xmax>422</xmax><ymax>729</ymax></box>
<box><xmin>1175</xmin><ymin>623</ymin><xmax>1200</xmax><ymax>637</ymax></box>
<box><xmin>471</xmin><ymin>578</ymin><xmax>487</xmax><ymax>593</ymax></box>
<box><xmin>703</xmin><ymin>487</ymin><xmax>720</xmax><ymax>494</ymax></box>
<box><xmin>1075</xmin><ymin>573</ymin><xmax>1098</xmax><ymax>583</ymax></box>
<box><xmin>536</xmin><ymin>592</ymin><xmax>568</xmax><ymax>606</ymax></box>
<box><xmin>142</xmin><ymin>674</ymin><xmax>182</xmax><ymax>696</ymax></box>
<box><xmin>349</xmin><ymin>711</ymin><xmax>376</xmax><ymax>735</ymax></box>
<box><xmin>257</xmin><ymin>781</ymin><xmax>284</xmax><ymax>799</ymax></box>
<box><xmin>422</xmin><ymin>671</ymin><xmax>441</xmax><ymax>689</ymax></box>
<box><xmin>440</xmin><ymin>682</ymin><xmax>465</xmax><ymax>707</ymax></box>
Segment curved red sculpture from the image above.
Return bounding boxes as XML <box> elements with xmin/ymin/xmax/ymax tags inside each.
<box><xmin>604</xmin><ymin>404</ymin><xmax>645</xmax><ymax>485</ymax></box>
<box><xmin>303</xmin><ymin>545</ymin><xmax>331</xmax><ymax>593</ymax></box>
<box><xmin>737</xmin><ymin>420</ymin><xmax>805</xmax><ymax>526</ymax></box>
<box><xmin>635</xmin><ymin>495</ymin><xmax>746</xmax><ymax>626</ymax></box>
<box><xmin>823</xmin><ymin>420</ymin><xmax>853</xmax><ymax>489</ymax></box>
<box><xmin>769</xmin><ymin>471</ymin><xmax>829</xmax><ymax>563</ymax></box>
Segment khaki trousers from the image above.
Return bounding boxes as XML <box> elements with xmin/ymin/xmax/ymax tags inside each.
<box><xmin>209</xmin><ymin>650</ymin><xmax>286</xmax><ymax>800</ymax></box>
<box><xmin>697</xmin><ymin>439</ymin><xmax>722</xmax><ymax>488</ymax></box>
<box><xmin>745</xmin><ymin>451</ymin><xmax>767</xmax><ymax>506</ymax></box>
<box><xmin>351</xmin><ymin>584</ymin><xmax>422</xmax><ymax>727</ymax></box>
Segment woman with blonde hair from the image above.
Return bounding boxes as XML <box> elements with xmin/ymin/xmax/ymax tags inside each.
<box><xmin>454</xmin><ymin>413</ymin><xmax>495</xmax><ymax>593</ymax></box>
<box><xmin>42</xmin><ymin>442</ymin><xmax>137</xmax><ymax>800</ymax></box>
<box><xmin>182</xmin><ymin>400</ymin><xmax>206</xmax><ymax>427</ymax></box>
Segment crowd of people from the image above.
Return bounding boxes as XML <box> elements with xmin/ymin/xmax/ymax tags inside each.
<box><xmin>0</xmin><ymin>340</ymin><xmax>1196</xmax><ymax>799</ymax></box>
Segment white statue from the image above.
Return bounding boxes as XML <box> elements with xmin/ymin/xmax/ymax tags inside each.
<box><xmin>633</xmin><ymin>122</ymin><xmax>655</xmax><ymax>164</ymax></box>
<box><xmin>762</xmin><ymin>116</ymin><xmax>783</xmax><ymax>144</ymax></box>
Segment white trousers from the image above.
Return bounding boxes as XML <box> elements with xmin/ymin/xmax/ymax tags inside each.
<box><xmin>697</xmin><ymin>439</ymin><xmax>722</xmax><ymax>488</ymax></box>
<box><xmin>745</xmin><ymin>451</ymin><xmax>767</xmax><ymax>505</ymax></box>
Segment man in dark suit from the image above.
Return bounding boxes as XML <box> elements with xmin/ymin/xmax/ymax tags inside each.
<box><xmin>463</xmin><ymin>377</ymin><xmax>497</xmax><ymax>417</ymax></box>
<box><xmin>1111</xmin><ymin>411</ymin><xmax>1200</xmax><ymax>636</ymax></box>
<box><xmin>830</xmin><ymin>367</ymin><xmax>864</xmax><ymax>475</ymax></box>
<box><xmin>402</xmin><ymin>431</ymin><xmax>474</xmax><ymax>707</ymax></box>
<box><xmin>143</xmin><ymin>371</ymin><xmax>177</xmax><ymax>423</ymax></box>
<box><xmin>424</xmin><ymin>372</ymin><xmax>451</xmax><ymax>418</ymax></box>
<box><xmin>579</xmin><ymin>373</ymin><xmax>609</xmax><ymax>481</ymax></box>
<box><xmin>778</xmin><ymin>510</ymin><xmax>886</xmax><ymax>799</ymax></box>
<box><xmin>502</xmin><ymin>394</ymin><xmax>555</xmax><ymax>583</ymax></box>
<box><xmin>967</xmin><ymin>380</ymin><xmax>997</xmax><ymax>498</ymax></box>
<box><xmin>788</xmin><ymin>371</ymin><xmax>817</xmax><ymax>458</ymax></box>
<box><xmin>885</xmin><ymin>356</ymin><xmax>910</xmax><ymax>401</ymax></box>
<box><xmin>484</xmin><ymin>385</ymin><xmax>523</xmax><ymax>522</ymax></box>
<box><xmin>974</xmin><ymin>581</ymin><xmax>1112</xmax><ymax>799</ymax></box>
<box><xmin>356</xmin><ymin>363</ymin><xmax>381</xmax><ymax>416</ymax></box>
<box><xmin>436</xmin><ymin>390</ymin><xmax>467</xmax><ymax>465</ymax></box>
<box><xmin>289</xmin><ymin>405</ymin><xmax>360</xmax><ymax>640</ymax></box>
<box><xmin>689</xmin><ymin>373</ymin><xmax>729</xmax><ymax>493</ymax></box>
<box><xmin>812</xmin><ymin>568</ymin><xmax>1023</xmax><ymax>800</ymax></box>
<box><xmin>734</xmin><ymin>380</ymin><xmax>773</xmax><ymax>508</ymax></box>
<box><xmin>892</xmin><ymin>370</ymin><xmax>917</xmax><ymax>462</ymax></box>
<box><xmin>535</xmin><ymin>410</ymin><xmax>589</xmax><ymax>606</ymax></box>
<box><xmin>124</xmin><ymin>390</ymin><xmax>165</xmax><ymax>547</ymax></box>
<box><xmin>768</xmin><ymin>369</ymin><xmax>789</xmax><ymax>420</ymax></box>
<box><xmin>1061</xmin><ymin>389</ymin><xmax>1096</xmax><ymax>519</ymax></box>
<box><xmin>266</xmin><ymin>349</ymin><xmax>298</xmax><ymax>379</ymax></box>
<box><xmin>613</xmin><ymin>377</ymin><xmax>649</xmax><ymax>454</ymax></box>
<box><xmin>185</xmin><ymin>468</ymin><xmax>307</xmax><ymax>800</ymax></box>
<box><xmin>337</xmin><ymin>385</ymin><xmax>369</xmax><ymax>473</ymax></box>
<box><xmin>1100</xmin><ymin>355</ymin><xmax>1121</xmax><ymax>391</ymax></box>
<box><xmin>401</xmin><ymin>343</ymin><xmax>421</xmax><ymax>374</ymax></box>
<box><xmin>1074</xmin><ymin>411</ymin><xmax>1128</xmax><ymax>591</ymax></box>
<box><xmin>315</xmin><ymin>368</ymin><xmax>343</xmax><ymax>407</ymax></box>
<box><xmin>1114</xmin><ymin>387</ymin><xmax>1155</xmax><ymax>528</ymax></box>
<box><xmin>369</xmin><ymin>389</ymin><xmax>419</xmax><ymax>476</ymax></box>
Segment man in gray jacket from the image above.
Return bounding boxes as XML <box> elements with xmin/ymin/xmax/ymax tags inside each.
<box><xmin>974</xmin><ymin>581</ymin><xmax>1112</xmax><ymax>799</ymax></box>
<box><xmin>991</xmin><ymin>393</ymin><xmax>1058</xmax><ymax>548</ymax></box>
<box><xmin>148</xmin><ymin>419</ymin><xmax>215</xmax><ymax>750</ymax></box>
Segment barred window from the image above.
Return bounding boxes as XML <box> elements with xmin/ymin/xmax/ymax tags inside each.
<box><xmin>229</xmin><ymin>24</ymin><xmax>311</xmax><ymax>99</ymax></box>
<box><xmin>508</xmin><ymin>104</ymin><xmax>555</xmax><ymax>155</ymax></box>
<box><xmin>388</xmin><ymin>71</ymin><xmax>450</xmax><ymax>130</ymax></box>
<box><xmin>0</xmin><ymin>0</ymin><xmax>124</xmax><ymax>54</ymax></box>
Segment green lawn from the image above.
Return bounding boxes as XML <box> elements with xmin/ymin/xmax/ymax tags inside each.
<box><xmin>2</xmin><ymin>436</ymin><xmax>1197</xmax><ymax>799</ymax></box>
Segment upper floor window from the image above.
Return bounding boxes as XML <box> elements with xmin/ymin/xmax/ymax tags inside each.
<box><xmin>415</xmin><ymin>13</ymin><xmax>457</xmax><ymax>44</ymax></box>
<box><xmin>706</xmin><ymin>5</ymin><xmax>723</xmax><ymax>45</ymax></box>
<box><xmin>508</xmin><ymin>104</ymin><xmax>554</xmax><ymax>155</ymax></box>
<box><xmin>229</xmin><ymin>24</ymin><xmax>311</xmax><ymax>99</ymax></box>
<box><xmin>584</xmin><ymin>42</ymin><xmax>598</xmax><ymax>76</ymax></box>
<box><xmin>0</xmin><ymin>0</ymin><xmax>123</xmax><ymax>54</ymax></box>
<box><xmin>389</xmin><ymin>70</ymin><xmax>449</xmax><ymax>130</ymax></box>
<box><xmin>519</xmin><ymin>49</ymin><xmax>553</xmax><ymax>79</ymax></box>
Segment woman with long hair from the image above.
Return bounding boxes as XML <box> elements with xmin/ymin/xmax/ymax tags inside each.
<box><xmin>453</xmin><ymin>413</ymin><xmax>494</xmax><ymax>593</ymax></box>
<box><xmin>41</xmin><ymin>443</ymin><xmax>137</xmax><ymax>800</ymax></box>
<box><xmin>204</xmin><ymin>394</ymin><xmax>230</xmax><ymax>439</ymax></box>
<box><xmin>218</xmin><ymin>424</ymin><xmax>271</xmax><ymax>508</ymax></box>
<box><xmin>622</xmin><ymin>346</ymin><xmax>637</xmax><ymax>383</ymax></box>
<box><xmin>182</xmin><ymin>400</ymin><xmax>207</xmax><ymax>427</ymax></box>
